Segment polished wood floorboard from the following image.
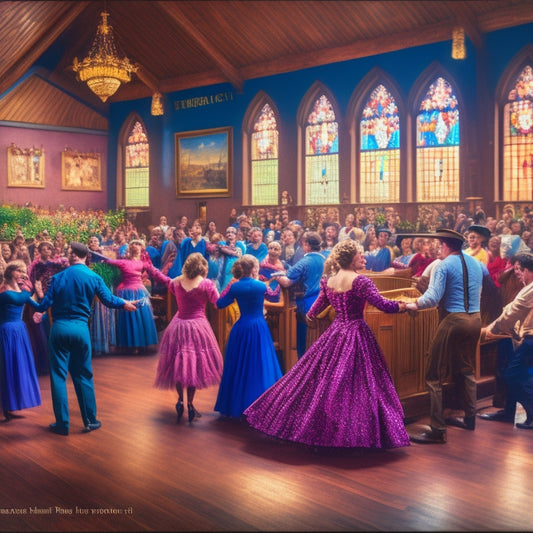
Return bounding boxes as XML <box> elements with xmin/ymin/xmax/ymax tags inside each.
<box><xmin>1</xmin><ymin>352</ymin><xmax>532</xmax><ymax>532</ymax></box>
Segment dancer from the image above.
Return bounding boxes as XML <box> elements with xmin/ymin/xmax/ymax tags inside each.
<box><xmin>0</xmin><ymin>261</ymin><xmax>41</xmax><ymax>421</ymax></box>
<box><xmin>154</xmin><ymin>253</ymin><xmax>223</xmax><ymax>423</ymax></box>
<box><xmin>245</xmin><ymin>240</ymin><xmax>410</xmax><ymax>449</ymax></box>
<box><xmin>215</xmin><ymin>255</ymin><xmax>282</xmax><ymax>418</ymax></box>
<box><xmin>97</xmin><ymin>239</ymin><xmax>167</xmax><ymax>353</ymax></box>
<box><xmin>32</xmin><ymin>242</ymin><xmax>138</xmax><ymax>435</ymax></box>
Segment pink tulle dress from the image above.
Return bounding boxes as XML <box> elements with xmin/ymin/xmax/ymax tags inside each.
<box><xmin>154</xmin><ymin>278</ymin><xmax>223</xmax><ymax>389</ymax></box>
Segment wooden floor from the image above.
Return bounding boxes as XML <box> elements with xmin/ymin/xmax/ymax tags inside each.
<box><xmin>1</xmin><ymin>352</ymin><xmax>533</xmax><ymax>532</ymax></box>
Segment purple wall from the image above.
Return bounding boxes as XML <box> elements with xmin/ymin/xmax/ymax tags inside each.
<box><xmin>0</xmin><ymin>125</ymin><xmax>108</xmax><ymax>210</ymax></box>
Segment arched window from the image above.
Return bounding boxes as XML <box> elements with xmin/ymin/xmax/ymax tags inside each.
<box><xmin>305</xmin><ymin>94</ymin><xmax>339</xmax><ymax>204</ymax></box>
<box><xmin>360</xmin><ymin>84</ymin><xmax>400</xmax><ymax>203</ymax></box>
<box><xmin>416</xmin><ymin>77</ymin><xmax>460</xmax><ymax>202</ymax></box>
<box><xmin>503</xmin><ymin>65</ymin><xmax>533</xmax><ymax>201</ymax></box>
<box><xmin>251</xmin><ymin>103</ymin><xmax>278</xmax><ymax>205</ymax></box>
<box><xmin>124</xmin><ymin>120</ymin><xmax>149</xmax><ymax>207</ymax></box>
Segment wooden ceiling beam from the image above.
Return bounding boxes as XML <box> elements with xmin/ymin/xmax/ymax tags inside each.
<box><xmin>135</xmin><ymin>65</ymin><xmax>161</xmax><ymax>94</ymax></box>
<box><xmin>447</xmin><ymin>1</ymin><xmax>484</xmax><ymax>49</ymax></box>
<box><xmin>0</xmin><ymin>2</ymin><xmax>90</xmax><ymax>97</ymax></box>
<box><xmin>240</xmin><ymin>21</ymin><xmax>460</xmax><ymax>81</ymax></box>
<box><xmin>157</xmin><ymin>1</ymin><xmax>244</xmax><ymax>92</ymax></box>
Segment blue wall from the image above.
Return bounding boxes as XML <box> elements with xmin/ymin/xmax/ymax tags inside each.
<box><xmin>108</xmin><ymin>22</ymin><xmax>533</xmax><ymax>228</ymax></box>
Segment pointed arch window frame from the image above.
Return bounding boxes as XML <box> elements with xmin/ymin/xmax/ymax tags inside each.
<box><xmin>123</xmin><ymin>118</ymin><xmax>150</xmax><ymax>208</ymax></box>
<box><xmin>500</xmin><ymin>61</ymin><xmax>533</xmax><ymax>202</ymax></box>
<box><xmin>302</xmin><ymin>90</ymin><xmax>340</xmax><ymax>205</ymax></box>
<box><xmin>414</xmin><ymin>74</ymin><xmax>462</xmax><ymax>203</ymax></box>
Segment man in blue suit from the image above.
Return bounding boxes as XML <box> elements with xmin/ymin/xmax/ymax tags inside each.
<box><xmin>34</xmin><ymin>242</ymin><xmax>138</xmax><ymax>436</ymax></box>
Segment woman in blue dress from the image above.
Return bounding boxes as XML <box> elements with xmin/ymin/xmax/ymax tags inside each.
<box><xmin>215</xmin><ymin>255</ymin><xmax>282</xmax><ymax>418</ymax></box>
<box><xmin>0</xmin><ymin>261</ymin><xmax>41</xmax><ymax>420</ymax></box>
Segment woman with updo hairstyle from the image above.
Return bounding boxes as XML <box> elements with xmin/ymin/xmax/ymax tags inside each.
<box><xmin>214</xmin><ymin>254</ymin><xmax>282</xmax><ymax>418</ymax></box>
<box><xmin>0</xmin><ymin>260</ymin><xmax>41</xmax><ymax>420</ymax></box>
<box><xmin>245</xmin><ymin>239</ymin><xmax>410</xmax><ymax>450</ymax></box>
<box><xmin>155</xmin><ymin>252</ymin><xmax>223</xmax><ymax>423</ymax></box>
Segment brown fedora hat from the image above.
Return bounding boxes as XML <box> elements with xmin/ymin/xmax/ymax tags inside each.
<box><xmin>432</xmin><ymin>228</ymin><xmax>465</xmax><ymax>242</ymax></box>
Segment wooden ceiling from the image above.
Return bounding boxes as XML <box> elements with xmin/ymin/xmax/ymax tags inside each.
<box><xmin>2</xmin><ymin>0</ymin><xmax>533</xmax><ymax>110</ymax></box>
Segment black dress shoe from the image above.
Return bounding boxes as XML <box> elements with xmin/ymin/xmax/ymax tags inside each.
<box><xmin>478</xmin><ymin>410</ymin><xmax>514</xmax><ymax>423</ymax></box>
<box><xmin>49</xmin><ymin>423</ymin><xmax>69</xmax><ymax>436</ymax></box>
<box><xmin>516</xmin><ymin>420</ymin><xmax>533</xmax><ymax>429</ymax></box>
<box><xmin>409</xmin><ymin>427</ymin><xmax>447</xmax><ymax>444</ymax></box>
<box><xmin>187</xmin><ymin>404</ymin><xmax>201</xmax><ymax>423</ymax></box>
<box><xmin>175</xmin><ymin>400</ymin><xmax>184</xmax><ymax>422</ymax></box>
<box><xmin>445</xmin><ymin>416</ymin><xmax>475</xmax><ymax>430</ymax></box>
<box><xmin>84</xmin><ymin>420</ymin><xmax>102</xmax><ymax>432</ymax></box>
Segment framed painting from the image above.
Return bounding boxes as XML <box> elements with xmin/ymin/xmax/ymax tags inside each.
<box><xmin>61</xmin><ymin>150</ymin><xmax>102</xmax><ymax>191</ymax></box>
<box><xmin>175</xmin><ymin>127</ymin><xmax>232</xmax><ymax>197</ymax></box>
<box><xmin>7</xmin><ymin>143</ymin><xmax>45</xmax><ymax>188</ymax></box>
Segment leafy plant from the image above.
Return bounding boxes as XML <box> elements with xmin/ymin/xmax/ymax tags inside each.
<box><xmin>0</xmin><ymin>204</ymin><xmax>126</xmax><ymax>243</ymax></box>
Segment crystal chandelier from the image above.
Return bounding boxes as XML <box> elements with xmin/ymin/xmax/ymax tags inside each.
<box><xmin>73</xmin><ymin>11</ymin><xmax>137</xmax><ymax>102</ymax></box>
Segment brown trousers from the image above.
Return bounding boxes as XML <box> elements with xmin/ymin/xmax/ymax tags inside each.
<box><xmin>426</xmin><ymin>311</ymin><xmax>481</xmax><ymax>431</ymax></box>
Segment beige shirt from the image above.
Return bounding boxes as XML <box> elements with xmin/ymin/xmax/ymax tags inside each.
<box><xmin>489</xmin><ymin>280</ymin><xmax>533</xmax><ymax>343</ymax></box>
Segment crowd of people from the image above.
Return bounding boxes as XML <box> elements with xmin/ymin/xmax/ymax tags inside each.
<box><xmin>1</xmin><ymin>204</ymin><xmax>533</xmax><ymax>448</ymax></box>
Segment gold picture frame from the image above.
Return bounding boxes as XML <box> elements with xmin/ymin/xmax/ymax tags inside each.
<box><xmin>7</xmin><ymin>143</ymin><xmax>45</xmax><ymax>188</ymax></box>
<box><xmin>61</xmin><ymin>150</ymin><xmax>102</xmax><ymax>191</ymax></box>
<box><xmin>175</xmin><ymin>127</ymin><xmax>232</xmax><ymax>197</ymax></box>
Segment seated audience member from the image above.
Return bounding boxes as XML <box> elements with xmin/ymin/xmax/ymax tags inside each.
<box><xmin>245</xmin><ymin>227</ymin><xmax>268</xmax><ymax>263</ymax></box>
<box><xmin>156</xmin><ymin>215</ymin><xmax>169</xmax><ymax>235</ymax></box>
<box><xmin>113</xmin><ymin>229</ymin><xmax>129</xmax><ymax>258</ymax></box>
<box><xmin>509</xmin><ymin>219</ymin><xmax>524</xmax><ymax>236</ymax></box>
<box><xmin>364</xmin><ymin>227</ymin><xmax>394</xmax><ymax>272</ymax></box>
<box><xmin>408</xmin><ymin>237</ymin><xmax>434</xmax><ymax>278</ymax></box>
<box><xmin>338</xmin><ymin>213</ymin><xmax>356</xmax><ymax>242</ymax></box>
<box><xmin>321</xmin><ymin>223</ymin><xmax>339</xmax><ymax>255</ymax></box>
<box><xmin>100</xmin><ymin>225</ymin><xmax>114</xmax><ymax>246</ymax></box>
<box><xmin>394</xmin><ymin>235</ymin><xmax>414</xmax><ymax>267</ymax></box>
<box><xmin>203</xmin><ymin>220</ymin><xmax>218</xmax><ymax>243</ymax></box>
<box><xmin>487</xmin><ymin>235</ymin><xmax>502</xmax><ymax>264</ymax></box>
<box><xmin>362</xmin><ymin>224</ymin><xmax>376</xmax><ymax>252</ymax></box>
<box><xmin>146</xmin><ymin>227</ymin><xmax>164</xmax><ymax>268</ymax></box>
<box><xmin>175</xmin><ymin>215</ymin><xmax>189</xmax><ymax>237</ymax></box>
<box><xmin>259</xmin><ymin>241</ymin><xmax>285</xmax><ymax>303</ymax></box>
<box><xmin>216</xmin><ymin>226</ymin><xmax>246</xmax><ymax>290</ymax></box>
<box><xmin>464</xmin><ymin>225</ymin><xmax>491</xmax><ymax>265</ymax></box>
<box><xmin>280</xmin><ymin>228</ymin><xmax>304</xmax><ymax>269</ymax></box>
<box><xmin>169</xmin><ymin>220</ymin><xmax>207</xmax><ymax>278</ymax></box>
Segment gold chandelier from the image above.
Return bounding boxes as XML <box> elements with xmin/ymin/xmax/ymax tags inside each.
<box><xmin>73</xmin><ymin>11</ymin><xmax>137</xmax><ymax>102</ymax></box>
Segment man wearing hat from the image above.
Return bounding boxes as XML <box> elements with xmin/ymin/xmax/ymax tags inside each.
<box><xmin>464</xmin><ymin>224</ymin><xmax>491</xmax><ymax>265</ymax></box>
<box><xmin>33</xmin><ymin>242</ymin><xmax>138</xmax><ymax>435</ymax></box>
<box><xmin>365</xmin><ymin>227</ymin><xmax>394</xmax><ymax>272</ymax></box>
<box><xmin>406</xmin><ymin>229</ymin><xmax>485</xmax><ymax>443</ymax></box>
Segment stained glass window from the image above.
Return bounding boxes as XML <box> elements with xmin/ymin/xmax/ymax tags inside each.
<box><xmin>251</xmin><ymin>103</ymin><xmax>278</xmax><ymax>205</ymax></box>
<box><xmin>305</xmin><ymin>94</ymin><xmax>339</xmax><ymax>204</ymax></box>
<box><xmin>503</xmin><ymin>65</ymin><xmax>533</xmax><ymax>201</ymax></box>
<box><xmin>416</xmin><ymin>77</ymin><xmax>460</xmax><ymax>202</ymax></box>
<box><xmin>360</xmin><ymin>84</ymin><xmax>400</xmax><ymax>203</ymax></box>
<box><xmin>124</xmin><ymin>121</ymin><xmax>149</xmax><ymax>207</ymax></box>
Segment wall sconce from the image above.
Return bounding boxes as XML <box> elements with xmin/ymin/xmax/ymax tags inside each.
<box><xmin>452</xmin><ymin>27</ymin><xmax>466</xmax><ymax>60</ymax></box>
<box><xmin>151</xmin><ymin>92</ymin><xmax>164</xmax><ymax>116</ymax></box>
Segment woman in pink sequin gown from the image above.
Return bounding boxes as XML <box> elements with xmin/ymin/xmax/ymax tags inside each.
<box><xmin>154</xmin><ymin>253</ymin><xmax>223</xmax><ymax>423</ymax></box>
<box><xmin>245</xmin><ymin>239</ymin><xmax>410</xmax><ymax>449</ymax></box>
